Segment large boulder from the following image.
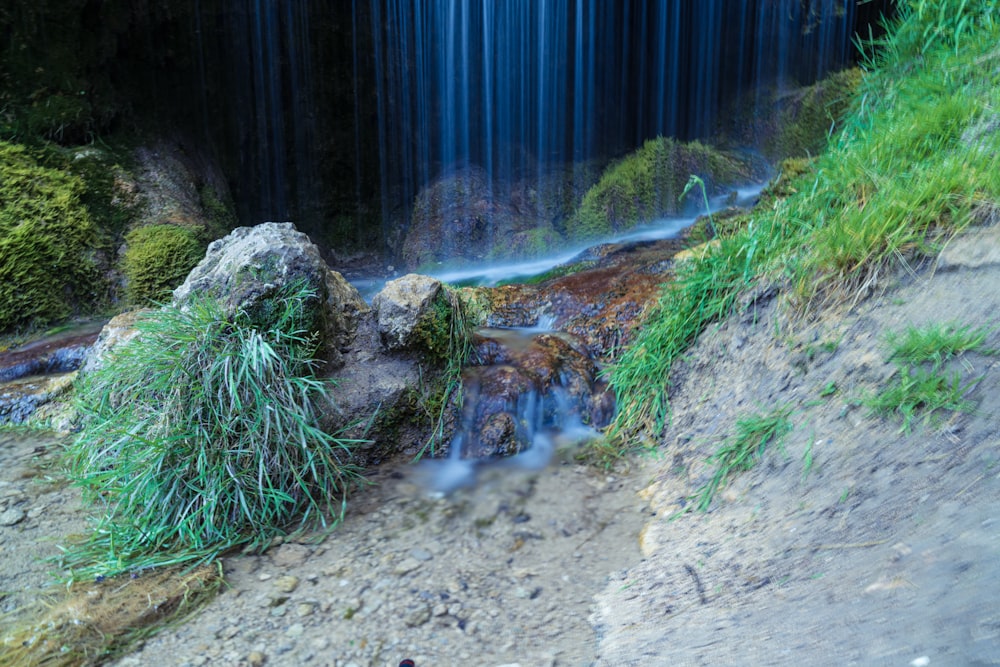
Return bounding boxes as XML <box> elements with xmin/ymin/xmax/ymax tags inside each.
<box><xmin>172</xmin><ymin>222</ymin><xmax>368</xmax><ymax>368</ymax></box>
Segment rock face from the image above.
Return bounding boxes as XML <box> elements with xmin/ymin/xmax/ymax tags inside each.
<box><xmin>172</xmin><ymin>222</ymin><xmax>368</xmax><ymax>368</ymax></box>
<box><xmin>370</xmin><ymin>274</ymin><xmax>442</xmax><ymax>351</ymax></box>
<box><xmin>400</xmin><ymin>166</ymin><xmax>561</xmax><ymax>270</ymax></box>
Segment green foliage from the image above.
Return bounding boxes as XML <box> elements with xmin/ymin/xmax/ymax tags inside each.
<box><xmin>863</xmin><ymin>320</ymin><xmax>991</xmax><ymax>432</ymax></box>
<box><xmin>691</xmin><ymin>406</ymin><xmax>794</xmax><ymax>513</ymax></box>
<box><xmin>609</xmin><ymin>1</ymin><xmax>1000</xmax><ymax>439</ymax></box>
<box><xmin>885</xmin><ymin>321</ymin><xmax>993</xmax><ymax>366</ymax></box>
<box><xmin>0</xmin><ymin>141</ymin><xmax>105</xmax><ymax>332</ymax></box>
<box><xmin>123</xmin><ymin>224</ymin><xmax>206</xmax><ymax>304</ymax></box>
<box><xmin>863</xmin><ymin>365</ymin><xmax>979</xmax><ymax>433</ymax></box>
<box><xmin>63</xmin><ymin>283</ymin><xmax>363</xmax><ymax>578</ymax></box>
<box><xmin>571</xmin><ymin>137</ymin><xmax>750</xmax><ymax>240</ymax></box>
<box><xmin>609</xmin><ymin>211</ymin><xmax>788</xmax><ymax>435</ymax></box>
<box><xmin>413</xmin><ymin>287</ymin><xmax>477</xmax><ymax>458</ymax></box>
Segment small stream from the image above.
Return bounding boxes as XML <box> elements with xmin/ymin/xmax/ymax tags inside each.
<box><xmin>416</xmin><ymin>321</ymin><xmax>611</xmax><ymax>494</ymax></box>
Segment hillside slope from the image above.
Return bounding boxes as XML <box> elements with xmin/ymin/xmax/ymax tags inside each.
<box><xmin>594</xmin><ymin>225</ymin><xmax>1000</xmax><ymax>664</ymax></box>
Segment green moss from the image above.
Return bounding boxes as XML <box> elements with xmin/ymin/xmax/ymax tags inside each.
<box><xmin>569</xmin><ymin>137</ymin><xmax>751</xmax><ymax>240</ymax></box>
<box><xmin>199</xmin><ymin>184</ymin><xmax>237</xmax><ymax>239</ymax></box>
<box><xmin>123</xmin><ymin>224</ymin><xmax>205</xmax><ymax>304</ymax></box>
<box><xmin>0</xmin><ymin>141</ymin><xmax>105</xmax><ymax>332</ymax></box>
<box><xmin>764</xmin><ymin>68</ymin><xmax>863</xmax><ymax>160</ymax></box>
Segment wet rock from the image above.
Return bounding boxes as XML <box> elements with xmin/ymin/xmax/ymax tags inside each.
<box><xmin>451</xmin><ymin>328</ymin><xmax>610</xmax><ymax>459</ymax></box>
<box><xmin>370</xmin><ymin>274</ymin><xmax>442</xmax><ymax>351</ymax></box>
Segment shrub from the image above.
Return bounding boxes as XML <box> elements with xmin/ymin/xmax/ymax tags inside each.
<box><xmin>63</xmin><ymin>283</ymin><xmax>362</xmax><ymax>577</ymax></box>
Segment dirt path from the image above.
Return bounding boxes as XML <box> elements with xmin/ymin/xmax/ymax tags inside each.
<box><xmin>3</xmin><ymin>226</ymin><xmax>1000</xmax><ymax>667</ymax></box>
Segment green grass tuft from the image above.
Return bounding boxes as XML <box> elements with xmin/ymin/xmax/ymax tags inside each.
<box><xmin>885</xmin><ymin>321</ymin><xmax>993</xmax><ymax>366</ymax></box>
<box><xmin>62</xmin><ymin>282</ymin><xmax>363</xmax><ymax>579</ymax></box>
<box><xmin>863</xmin><ymin>365</ymin><xmax>979</xmax><ymax>433</ymax></box>
<box><xmin>863</xmin><ymin>320</ymin><xmax>991</xmax><ymax>432</ymax></box>
<box><xmin>691</xmin><ymin>406</ymin><xmax>794</xmax><ymax>513</ymax></box>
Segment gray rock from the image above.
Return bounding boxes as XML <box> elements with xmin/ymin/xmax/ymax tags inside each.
<box><xmin>271</xmin><ymin>543</ymin><xmax>311</xmax><ymax>568</ymax></box>
<box><xmin>274</xmin><ymin>575</ymin><xmax>300</xmax><ymax>594</ymax></box>
<box><xmin>937</xmin><ymin>221</ymin><xmax>1000</xmax><ymax>272</ymax></box>
<box><xmin>0</xmin><ymin>508</ymin><xmax>26</xmax><ymax>526</ymax></box>
<box><xmin>172</xmin><ymin>222</ymin><xmax>368</xmax><ymax>368</ymax></box>
<box><xmin>371</xmin><ymin>274</ymin><xmax>442</xmax><ymax>351</ymax></box>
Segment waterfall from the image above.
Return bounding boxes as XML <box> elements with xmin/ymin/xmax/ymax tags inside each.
<box><xmin>365</xmin><ymin>0</ymin><xmax>858</xmax><ymax>234</ymax></box>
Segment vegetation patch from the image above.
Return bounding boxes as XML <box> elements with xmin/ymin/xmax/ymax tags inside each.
<box><xmin>571</xmin><ymin>137</ymin><xmax>751</xmax><ymax>240</ymax></box>
<box><xmin>62</xmin><ymin>282</ymin><xmax>363</xmax><ymax>579</ymax></box>
<box><xmin>863</xmin><ymin>321</ymin><xmax>993</xmax><ymax>432</ymax></box>
<box><xmin>689</xmin><ymin>406</ymin><xmax>794</xmax><ymax>513</ymax></box>
<box><xmin>763</xmin><ymin>68</ymin><xmax>864</xmax><ymax>159</ymax></box>
<box><xmin>609</xmin><ymin>0</ymin><xmax>1000</xmax><ymax>439</ymax></box>
<box><xmin>123</xmin><ymin>224</ymin><xmax>206</xmax><ymax>304</ymax></box>
<box><xmin>0</xmin><ymin>141</ymin><xmax>106</xmax><ymax>333</ymax></box>
<box><xmin>0</xmin><ymin>564</ymin><xmax>221</xmax><ymax>667</ymax></box>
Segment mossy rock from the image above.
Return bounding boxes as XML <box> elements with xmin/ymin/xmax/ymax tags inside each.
<box><xmin>0</xmin><ymin>141</ymin><xmax>105</xmax><ymax>332</ymax></box>
<box><xmin>764</xmin><ymin>68</ymin><xmax>863</xmax><ymax>160</ymax></box>
<box><xmin>122</xmin><ymin>223</ymin><xmax>206</xmax><ymax>304</ymax></box>
<box><xmin>569</xmin><ymin>137</ymin><xmax>752</xmax><ymax>240</ymax></box>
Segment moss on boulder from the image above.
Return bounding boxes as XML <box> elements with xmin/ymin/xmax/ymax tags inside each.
<box><xmin>123</xmin><ymin>224</ymin><xmax>206</xmax><ymax>304</ymax></box>
<box><xmin>0</xmin><ymin>141</ymin><xmax>105</xmax><ymax>332</ymax></box>
<box><xmin>569</xmin><ymin>137</ymin><xmax>752</xmax><ymax>240</ymax></box>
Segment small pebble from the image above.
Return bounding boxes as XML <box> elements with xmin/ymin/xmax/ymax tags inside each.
<box><xmin>274</xmin><ymin>575</ymin><xmax>299</xmax><ymax>593</ymax></box>
<box><xmin>286</xmin><ymin>623</ymin><xmax>305</xmax><ymax>637</ymax></box>
<box><xmin>247</xmin><ymin>651</ymin><xmax>267</xmax><ymax>666</ymax></box>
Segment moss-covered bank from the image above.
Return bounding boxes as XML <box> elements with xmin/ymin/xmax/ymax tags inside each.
<box><xmin>0</xmin><ymin>142</ymin><xmax>108</xmax><ymax>332</ymax></box>
<box><xmin>570</xmin><ymin>138</ymin><xmax>753</xmax><ymax>240</ymax></box>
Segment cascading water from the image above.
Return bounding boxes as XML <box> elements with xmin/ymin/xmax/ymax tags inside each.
<box><xmin>365</xmin><ymin>0</ymin><xmax>859</xmax><ymax>246</ymax></box>
<box><xmin>415</xmin><ymin>323</ymin><xmax>611</xmax><ymax>494</ymax></box>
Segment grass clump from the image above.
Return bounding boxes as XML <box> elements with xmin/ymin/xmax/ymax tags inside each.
<box><xmin>690</xmin><ymin>406</ymin><xmax>794</xmax><ymax>513</ymax></box>
<box><xmin>122</xmin><ymin>223</ymin><xmax>206</xmax><ymax>304</ymax></box>
<box><xmin>608</xmin><ymin>0</ymin><xmax>1000</xmax><ymax>440</ymax></box>
<box><xmin>885</xmin><ymin>321</ymin><xmax>993</xmax><ymax>366</ymax></box>
<box><xmin>864</xmin><ymin>321</ymin><xmax>992</xmax><ymax>432</ymax></box>
<box><xmin>62</xmin><ymin>282</ymin><xmax>362</xmax><ymax>578</ymax></box>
